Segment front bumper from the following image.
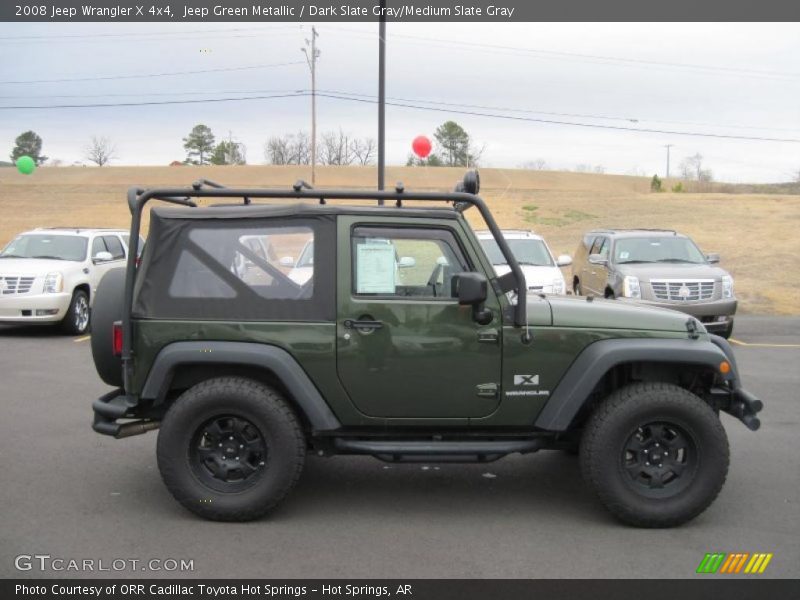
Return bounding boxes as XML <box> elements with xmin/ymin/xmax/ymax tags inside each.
<box><xmin>620</xmin><ymin>297</ymin><xmax>737</xmax><ymax>330</ymax></box>
<box><xmin>708</xmin><ymin>334</ymin><xmax>764</xmax><ymax>430</ymax></box>
<box><xmin>92</xmin><ymin>388</ymin><xmax>159</xmax><ymax>438</ymax></box>
<box><xmin>0</xmin><ymin>292</ymin><xmax>72</xmax><ymax>323</ymax></box>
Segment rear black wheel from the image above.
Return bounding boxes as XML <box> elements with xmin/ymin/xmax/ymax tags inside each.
<box><xmin>157</xmin><ymin>377</ymin><xmax>306</xmax><ymax>521</ymax></box>
<box><xmin>580</xmin><ymin>382</ymin><xmax>729</xmax><ymax>527</ymax></box>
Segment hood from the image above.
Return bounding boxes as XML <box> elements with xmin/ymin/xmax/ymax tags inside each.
<box><xmin>0</xmin><ymin>257</ymin><xmax>77</xmax><ymax>274</ymax></box>
<box><xmin>494</xmin><ymin>263</ymin><xmax>563</xmax><ymax>288</ymax></box>
<box><xmin>616</xmin><ymin>261</ymin><xmax>729</xmax><ymax>281</ymax></box>
<box><xmin>540</xmin><ymin>295</ymin><xmax>692</xmax><ymax>332</ymax></box>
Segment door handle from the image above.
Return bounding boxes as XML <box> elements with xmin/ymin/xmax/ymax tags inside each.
<box><xmin>343</xmin><ymin>319</ymin><xmax>384</xmax><ymax>331</ymax></box>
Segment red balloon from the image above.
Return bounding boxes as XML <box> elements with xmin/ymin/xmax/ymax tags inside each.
<box><xmin>412</xmin><ymin>135</ymin><xmax>432</xmax><ymax>159</ymax></box>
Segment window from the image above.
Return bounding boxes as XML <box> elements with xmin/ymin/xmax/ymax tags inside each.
<box><xmin>352</xmin><ymin>227</ymin><xmax>468</xmax><ymax>299</ymax></box>
<box><xmin>589</xmin><ymin>237</ymin><xmax>608</xmax><ymax>256</ymax></box>
<box><xmin>102</xmin><ymin>236</ymin><xmax>125</xmax><ymax>260</ymax></box>
<box><xmin>480</xmin><ymin>238</ymin><xmax>554</xmax><ymax>267</ymax></box>
<box><xmin>91</xmin><ymin>237</ymin><xmax>107</xmax><ymax>258</ymax></box>
<box><xmin>133</xmin><ymin>216</ymin><xmax>335</xmax><ymax>322</ymax></box>
<box><xmin>121</xmin><ymin>234</ymin><xmax>146</xmax><ymax>258</ymax></box>
<box><xmin>1</xmin><ymin>234</ymin><xmax>87</xmax><ymax>262</ymax></box>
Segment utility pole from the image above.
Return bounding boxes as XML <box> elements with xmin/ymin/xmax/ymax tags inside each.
<box><xmin>664</xmin><ymin>144</ymin><xmax>674</xmax><ymax>178</ymax></box>
<box><xmin>377</xmin><ymin>1</ymin><xmax>386</xmax><ymax>203</ymax></box>
<box><xmin>302</xmin><ymin>27</ymin><xmax>320</xmax><ymax>185</ymax></box>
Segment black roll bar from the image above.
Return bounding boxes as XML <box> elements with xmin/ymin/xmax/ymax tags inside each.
<box><xmin>120</xmin><ymin>185</ymin><xmax>528</xmax><ymax>389</ymax></box>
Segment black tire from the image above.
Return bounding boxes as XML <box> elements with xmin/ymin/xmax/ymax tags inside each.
<box><xmin>157</xmin><ymin>377</ymin><xmax>306</xmax><ymax>521</ymax></box>
<box><xmin>580</xmin><ymin>382</ymin><xmax>729</xmax><ymax>528</ymax></box>
<box><xmin>721</xmin><ymin>320</ymin><xmax>734</xmax><ymax>339</ymax></box>
<box><xmin>573</xmin><ymin>279</ymin><xmax>582</xmax><ymax>296</ymax></box>
<box><xmin>90</xmin><ymin>268</ymin><xmax>126</xmax><ymax>386</ymax></box>
<box><xmin>62</xmin><ymin>289</ymin><xmax>90</xmax><ymax>335</ymax></box>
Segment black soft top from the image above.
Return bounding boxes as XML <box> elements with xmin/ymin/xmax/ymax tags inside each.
<box><xmin>151</xmin><ymin>202</ymin><xmax>459</xmax><ymax>221</ymax></box>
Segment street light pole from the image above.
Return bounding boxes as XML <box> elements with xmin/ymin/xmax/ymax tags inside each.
<box><xmin>377</xmin><ymin>0</ymin><xmax>386</xmax><ymax>202</ymax></box>
<box><xmin>664</xmin><ymin>144</ymin><xmax>674</xmax><ymax>178</ymax></box>
<box><xmin>302</xmin><ymin>27</ymin><xmax>320</xmax><ymax>186</ymax></box>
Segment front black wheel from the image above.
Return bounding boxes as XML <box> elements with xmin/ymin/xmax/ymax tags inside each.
<box><xmin>157</xmin><ymin>377</ymin><xmax>306</xmax><ymax>521</ymax></box>
<box><xmin>62</xmin><ymin>289</ymin><xmax>90</xmax><ymax>335</ymax></box>
<box><xmin>580</xmin><ymin>382</ymin><xmax>729</xmax><ymax>527</ymax></box>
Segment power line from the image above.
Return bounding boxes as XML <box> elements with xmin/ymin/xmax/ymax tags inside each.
<box><xmin>0</xmin><ymin>60</ymin><xmax>305</xmax><ymax>84</ymax></box>
<box><xmin>4</xmin><ymin>86</ymin><xmax>798</xmax><ymax>134</ymax></box>
<box><xmin>0</xmin><ymin>26</ymin><xmax>297</xmax><ymax>41</ymax></box>
<box><xmin>325</xmin><ymin>26</ymin><xmax>800</xmax><ymax>82</ymax></box>
<box><xmin>2</xmin><ymin>88</ymin><xmax>798</xmax><ymax>143</ymax></box>
<box><xmin>0</xmin><ymin>92</ymin><xmax>308</xmax><ymax>109</ymax></box>
<box><xmin>315</xmin><ymin>92</ymin><xmax>800</xmax><ymax>143</ymax></box>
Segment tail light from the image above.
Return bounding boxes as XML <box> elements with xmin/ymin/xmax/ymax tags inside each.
<box><xmin>112</xmin><ymin>321</ymin><xmax>123</xmax><ymax>357</ymax></box>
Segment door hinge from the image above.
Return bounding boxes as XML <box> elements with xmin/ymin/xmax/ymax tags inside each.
<box><xmin>476</xmin><ymin>383</ymin><xmax>499</xmax><ymax>399</ymax></box>
<box><xmin>477</xmin><ymin>329</ymin><xmax>499</xmax><ymax>344</ymax></box>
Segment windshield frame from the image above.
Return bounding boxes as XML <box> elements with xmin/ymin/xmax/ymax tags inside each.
<box><xmin>0</xmin><ymin>234</ymin><xmax>89</xmax><ymax>262</ymax></box>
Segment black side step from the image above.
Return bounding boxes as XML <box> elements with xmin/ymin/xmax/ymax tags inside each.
<box><xmin>333</xmin><ymin>438</ymin><xmax>545</xmax><ymax>462</ymax></box>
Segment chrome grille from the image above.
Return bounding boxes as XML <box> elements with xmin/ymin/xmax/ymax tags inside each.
<box><xmin>0</xmin><ymin>276</ymin><xmax>36</xmax><ymax>295</ymax></box>
<box><xmin>650</xmin><ymin>279</ymin><xmax>714</xmax><ymax>302</ymax></box>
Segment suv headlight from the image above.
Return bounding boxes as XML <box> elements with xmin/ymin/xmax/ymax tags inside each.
<box><xmin>622</xmin><ymin>275</ymin><xmax>641</xmax><ymax>298</ymax></box>
<box><xmin>552</xmin><ymin>279</ymin><xmax>565</xmax><ymax>295</ymax></box>
<box><xmin>43</xmin><ymin>272</ymin><xmax>63</xmax><ymax>294</ymax></box>
<box><xmin>721</xmin><ymin>275</ymin><xmax>734</xmax><ymax>298</ymax></box>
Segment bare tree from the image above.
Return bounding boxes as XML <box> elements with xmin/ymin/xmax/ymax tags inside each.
<box><xmin>85</xmin><ymin>136</ymin><xmax>117</xmax><ymax>167</ymax></box>
<box><xmin>520</xmin><ymin>158</ymin><xmax>548</xmax><ymax>170</ymax></box>
<box><xmin>319</xmin><ymin>130</ymin><xmax>356</xmax><ymax>166</ymax></box>
<box><xmin>351</xmin><ymin>138</ymin><xmax>376</xmax><ymax>165</ymax></box>
<box><xmin>265</xmin><ymin>135</ymin><xmax>292</xmax><ymax>165</ymax></box>
<box><xmin>264</xmin><ymin>132</ymin><xmax>312</xmax><ymax>165</ymax></box>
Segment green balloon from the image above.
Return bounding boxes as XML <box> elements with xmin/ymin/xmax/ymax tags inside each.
<box><xmin>16</xmin><ymin>155</ymin><xmax>35</xmax><ymax>175</ymax></box>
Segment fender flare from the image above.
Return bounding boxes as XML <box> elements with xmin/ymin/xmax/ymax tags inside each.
<box><xmin>534</xmin><ymin>337</ymin><xmax>736</xmax><ymax>431</ymax></box>
<box><xmin>141</xmin><ymin>341</ymin><xmax>341</xmax><ymax>431</ymax></box>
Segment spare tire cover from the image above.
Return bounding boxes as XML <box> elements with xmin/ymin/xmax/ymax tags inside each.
<box><xmin>91</xmin><ymin>267</ymin><xmax>126</xmax><ymax>387</ymax></box>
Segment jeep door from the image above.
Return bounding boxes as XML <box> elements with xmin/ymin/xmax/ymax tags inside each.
<box><xmin>335</xmin><ymin>217</ymin><xmax>503</xmax><ymax>419</ymax></box>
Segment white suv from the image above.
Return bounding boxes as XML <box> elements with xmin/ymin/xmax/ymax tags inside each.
<box><xmin>0</xmin><ymin>228</ymin><xmax>142</xmax><ymax>334</ymax></box>
<box><xmin>476</xmin><ymin>229</ymin><xmax>572</xmax><ymax>295</ymax></box>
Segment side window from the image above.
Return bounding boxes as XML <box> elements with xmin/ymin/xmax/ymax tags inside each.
<box><xmin>590</xmin><ymin>237</ymin><xmax>607</xmax><ymax>256</ymax></box>
<box><xmin>583</xmin><ymin>235</ymin><xmax>596</xmax><ymax>252</ymax></box>
<box><xmin>352</xmin><ymin>227</ymin><xmax>469</xmax><ymax>299</ymax></box>
<box><xmin>91</xmin><ymin>237</ymin><xmax>107</xmax><ymax>258</ymax></box>
<box><xmin>597</xmin><ymin>238</ymin><xmax>610</xmax><ymax>258</ymax></box>
<box><xmin>102</xmin><ymin>235</ymin><xmax>125</xmax><ymax>260</ymax></box>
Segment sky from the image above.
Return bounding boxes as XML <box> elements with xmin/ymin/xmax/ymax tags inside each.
<box><xmin>0</xmin><ymin>22</ymin><xmax>798</xmax><ymax>182</ymax></box>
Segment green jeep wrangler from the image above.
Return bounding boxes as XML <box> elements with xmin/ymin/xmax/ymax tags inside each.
<box><xmin>91</xmin><ymin>172</ymin><xmax>763</xmax><ymax>527</ymax></box>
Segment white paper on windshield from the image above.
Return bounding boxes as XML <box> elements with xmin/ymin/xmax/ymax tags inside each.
<box><xmin>356</xmin><ymin>243</ymin><xmax>396</xmax><ymax>294</ymax></box>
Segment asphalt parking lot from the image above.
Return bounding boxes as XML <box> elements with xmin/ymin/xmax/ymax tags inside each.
<box><xmin>0</xmin><ymin>316</ymin><xmax>797</xmax><ymax>579</ymax></box>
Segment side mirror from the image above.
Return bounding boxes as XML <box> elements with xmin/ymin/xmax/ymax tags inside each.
<box><xmin>454</xmin><ymin>272</ymin><xmax>493</xmax><ymax>325</ymax></box>
<box><xmin>397</xmin><ymin>256</ymin><xmax>416</xmax><ymax>269</ymax></box>
<box><xmin>279</xmin><ymin>256</ymin><xmax>295</xmax><ymax>267</ymax></box>
<box><xmin>556</xmin><ymin>254</ymin><xmax>572</xmax><ymax>267</ymax></box>
<box><xmin>588</xmin><ymin>253</ymin><xmax>608</xmax><ymax>266</ymax></box>
<box><xmin>93</xmin><ymin>251</ymin><xmax>113</xmax><ymax>263</ymax></box>
<box><xmin>706</xmin><ymin>253</ymin><xmax>720</xmax><ymax>264</ymax></box>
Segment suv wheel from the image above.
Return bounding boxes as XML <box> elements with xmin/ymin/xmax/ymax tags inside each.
<box><xmin>157</xmin><ymin>377</ymin><xmax>306</xmax><ymax>521</ymax></box>
<box><xmin>580</xmin><ymin>382</ymin><xmax>729</xmax><ymax>527</ymax></box>
<box><xmin>573</xmin><ymin>279</ymin><xmax>582</xmax><ymax>296</ymax></box>
<box><xmin>62</xmin><ymin>289</ymin><xmax>90</xmax><ymax>335</ymax></box>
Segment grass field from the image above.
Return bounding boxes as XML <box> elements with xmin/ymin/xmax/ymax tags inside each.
<box><xmin>1</xmin><ymin>165</ymin><xmax>798</xmax><ymax>314</ymax></box>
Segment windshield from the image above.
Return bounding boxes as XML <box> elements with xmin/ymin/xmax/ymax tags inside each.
<box><xmin>480</xmin><ymin>238</ymin><xmax>554</xmax><ymax>267</ymax></box>
<box><xmin>0</xmin><ymin>234</ymin><xmax>87</xmax><ymax>261</ymax></box>
<box><xmin>614</xmin><ymin>236</ymin><xmax>706</xmax><ymax>264</ymax></box>
<box><xmin>296</xmin><ymin>241</ymin><xmax>314</xmax><ymax>267</ymax></box>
